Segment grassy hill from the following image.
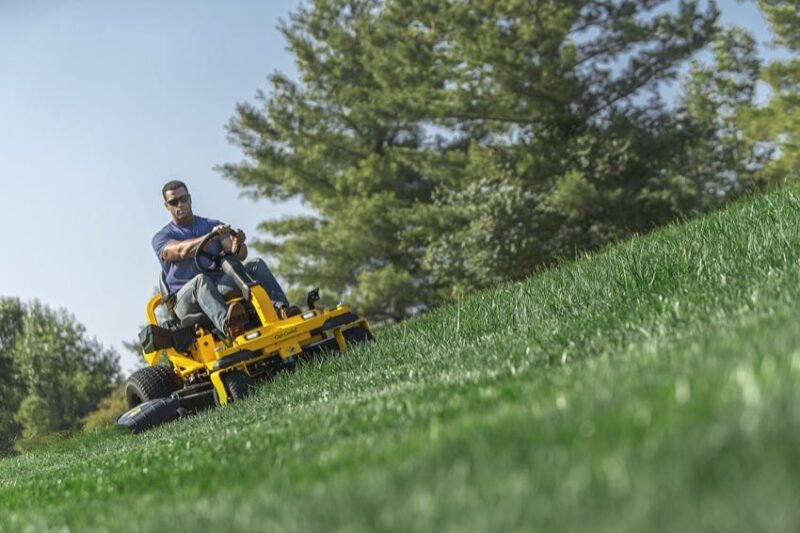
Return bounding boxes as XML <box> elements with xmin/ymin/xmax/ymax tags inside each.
<box><xmin>2</xmin><ymin>187</ymin><xmax>800</xmax><ymax>532</ymax></box>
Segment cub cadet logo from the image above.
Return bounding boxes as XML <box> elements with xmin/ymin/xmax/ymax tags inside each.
<box><xmin>273</xmin><ymin>327</ymin><xmax>298</xmax><ymax>341</ymax></box>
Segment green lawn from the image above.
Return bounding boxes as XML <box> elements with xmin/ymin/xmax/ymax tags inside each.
<box><xmin>2</xmin><ymin>187</ymin><xmax>800</xmax><ymax>532</ymax></box>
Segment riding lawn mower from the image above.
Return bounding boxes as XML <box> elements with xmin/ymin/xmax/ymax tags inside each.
<box><xmin>117</xmin><ymin>230</ymin><xmax>373</xmax><ymax>433</ymax></box>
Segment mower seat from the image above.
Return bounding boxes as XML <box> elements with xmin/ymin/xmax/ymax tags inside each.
<box><xmin>157</xmin><ymin>272</ymin><xmax>212</xmax><ymax>331</ymax></box>
<box><xmin>157</xmin><ymin>272</ymin><xmax>238</xmax><ymax>334</ymax></box>
<box><xmin>158</xmin><ymin>271</ymin><xmax>176</xmax><ymax>312</ymax></box>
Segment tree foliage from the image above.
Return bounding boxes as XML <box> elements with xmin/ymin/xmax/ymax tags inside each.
<box><xmin>738</xmin><ymin>0</ymin><xmax>800</xmax><ymax>184</ymax></box>
<box><xmin>222</xmin><ymin>0</ymin><xmax>771</xmax><ymax>320</ymax></box>
<box><xmin>757</xmin><ymin>0</ymin><xmax>800</xmax><ymax>49</ymax></box>
<box><xmin>82</xmin><ymin>384</ymin><xmax>127</xmax><ymax>431</ymax></box>
<box><xmin>674</xmin><ymin>26</ymin><xmax>763</xmax><ymax>197</ymax></box>
<box><xmin>0</xmin><ymin>298</ymin><xmax>120</xmax><ymax>454</ymax></box>
<box><xmin>0</xmin><ymin>298</ymin><xmax>25</xmax><ymax>455</ymax></box>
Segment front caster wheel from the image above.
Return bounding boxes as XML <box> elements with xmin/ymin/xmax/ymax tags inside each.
<box><xmin>214</xmin><ymin>370</ymin><xmax>252</xmax><ymax>405</ymax></box>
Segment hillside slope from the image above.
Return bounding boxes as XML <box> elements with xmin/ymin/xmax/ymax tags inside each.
<box><xmin>2</xmin><ymin>187</ymin><xmax>800</xmax><ymax>532</ymax></box>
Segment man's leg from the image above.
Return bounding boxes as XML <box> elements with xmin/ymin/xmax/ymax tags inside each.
<box><xmin>216</xmin><ymin>260</ymin><xmax>290</xmax><ymax>307</ymax></box>
<box><xmin>174</xmin><ymin>273</ymin><xmax>229</xmax><ymax>333</ymax></box>
<box><xmin>245</xmin><ymin>259</ymin><xmax>290</xmax><ymax>308</ymax></box>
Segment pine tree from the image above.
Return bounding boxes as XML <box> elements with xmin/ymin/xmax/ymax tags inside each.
<box><xmin>222</xmin><ymin>0</ymin><xmax>722</xmax><ymax>318</ymax></box>
<box><xmin>672</xmin><ymin>26</ymin><xmax>763</xmax><ymax>202</ymax></box>
<box><xmin>740</xmin><ymin>0</ymin><xmax>800</xmax><ymax>185</ymax></box>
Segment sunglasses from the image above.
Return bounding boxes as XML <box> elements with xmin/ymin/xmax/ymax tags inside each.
<box><xmin>166</xmin><ymin>194</ymin><xmax>191</xmax><ymax>207</ymax></box>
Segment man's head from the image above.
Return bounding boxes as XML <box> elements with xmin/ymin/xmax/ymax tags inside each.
<box><xmin>162</xmin><ymin>180</ymin><xmax>193</xmax><ymax>226</ymax></box>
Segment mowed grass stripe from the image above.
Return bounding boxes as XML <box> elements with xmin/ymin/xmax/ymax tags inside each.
<box><xmin>2</xmin><ymin>187</ymin><xmax>800</xmax><ymax>531</ymax></box>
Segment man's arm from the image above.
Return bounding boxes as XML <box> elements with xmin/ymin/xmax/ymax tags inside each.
<box><xmin>160</xmin><ymin>224</ymin><xmax>229</xmax><ymax>262</ymax></box>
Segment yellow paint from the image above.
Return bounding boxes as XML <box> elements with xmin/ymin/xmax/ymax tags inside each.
<box><xmin>194</xmin><ymin>332</ymin><xmax>218</xmax><ymax>364</ymax></box>
<box><xmin>210</xmin><ymin>371</ymin><xmax>227</xmax><ymax>405</ymax></box>
<box><xmin>145</xmin><ymin>294</ymin><xmax>162</xmax><ymax>324</ymax></box>
<box><xmin>334</xmin><ymin>328</ymin><xmax>346</xmax><ymax>352</ymax></box>
<box><xmin>249</xmin><ymin>285</ymin><xmax>279</xmax><ymax>324</ymax></box>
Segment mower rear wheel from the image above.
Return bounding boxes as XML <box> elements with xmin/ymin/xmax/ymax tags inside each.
<box><xmin>214</xmin><ymin>370</ymin><xmax>252</xmax><ymax>405</ymax></box>
<box><xmin>344</xmin><ymin>326</ymin><xmax>375</xmax><ymax>346</ymax></box>
<box><xmin>125</xmin><ymin>366</ymin><xmax>181</xmax><ymax>408</ymax></box>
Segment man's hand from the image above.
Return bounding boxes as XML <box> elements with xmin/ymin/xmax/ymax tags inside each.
<box><xmin>212</xmin><ymin>224</ymin><xmax>231</xmax><ymax>237</ymax></box>
<box><xmin>230</xmin><ymin>229</ymin><xmax>246</xmax><ymax>252</ymax></box>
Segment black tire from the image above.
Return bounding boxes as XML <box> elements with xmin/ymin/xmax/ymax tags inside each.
<box><xmin>214</xmin><ymin>370</ymin><xmax>251</xmax><ymax>405</ymax></box>
<box><xmin>125</xmin><ymin>366</ymin><xmax>182</xmax><ymax>408</ymax></box>
<box><xmin>343</xmin><ymin>326</ymin><xmax>375</xmax><ymax>346</ymax></box>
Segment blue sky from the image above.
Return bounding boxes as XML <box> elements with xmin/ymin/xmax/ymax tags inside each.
<box><xmin>0</xmin><ymin>1</ymin><xmax>776</xmax><ymax>373</ymax></box>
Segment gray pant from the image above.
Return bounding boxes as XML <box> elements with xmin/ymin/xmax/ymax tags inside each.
<box><xmin>174</xmin><ymin>259</ymin><xmax>289</xmax><ymax>333</ymax></box>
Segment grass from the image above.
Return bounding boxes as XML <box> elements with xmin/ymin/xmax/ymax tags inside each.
<box><xmin>2</xmin><ymin>186</ymin><xmax>800</xmax><ymax>532</ymax></box>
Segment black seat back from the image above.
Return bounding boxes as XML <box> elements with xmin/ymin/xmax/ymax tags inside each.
<box><xmin>159</xmin><ymin>271</ymin><xmax>176</xmax><ymax>310</ymax></box>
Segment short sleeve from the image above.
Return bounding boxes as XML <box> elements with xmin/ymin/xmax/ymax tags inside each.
<box><xmin>151</xmin><ymin>226</ymin><xmax>174</xmax><ymax>264</ymax></box>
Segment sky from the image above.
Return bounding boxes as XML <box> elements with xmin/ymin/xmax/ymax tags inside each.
<box><xmin>0</xmin><ymin>0</ymin><xmax>777</xmax><ymax>373</ymax></box>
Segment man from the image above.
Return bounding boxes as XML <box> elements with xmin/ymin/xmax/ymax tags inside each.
<box><xmin>152</xmin><ymin>180</ymin><xmax>300</xmax><ymax>340</ymax></box>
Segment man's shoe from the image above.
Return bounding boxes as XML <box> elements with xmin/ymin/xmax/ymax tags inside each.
<box><xmin>278</xmin><ymin>304</ymin><xmax>302</xmax><ymax>320</ymax></box>
<box><xmin>225</xmin><ymin>302</ymin><xmax>248</xmax><ymax>339</ymax></box>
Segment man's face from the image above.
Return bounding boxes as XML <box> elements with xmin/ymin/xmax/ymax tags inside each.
<box><xmin>164</xmin><ymin>186</ymin><xmax>193</xmax><ymax>224</ymax></box>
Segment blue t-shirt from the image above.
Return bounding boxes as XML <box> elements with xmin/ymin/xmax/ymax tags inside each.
<box><xmin>152</xmin><ymin>215</ymin><xmax>224</xmax><ymax>294</ymax></box>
